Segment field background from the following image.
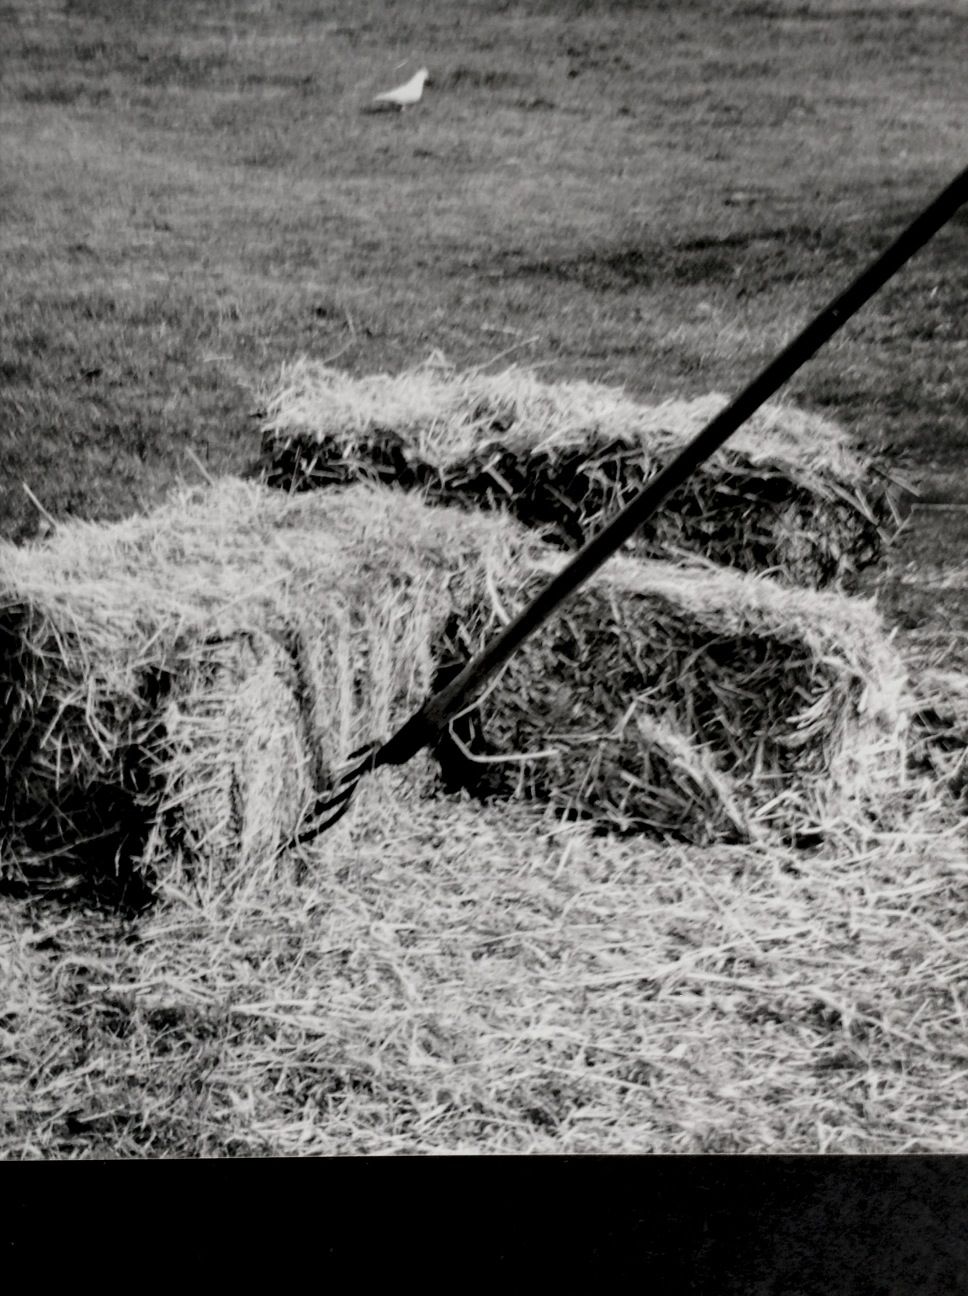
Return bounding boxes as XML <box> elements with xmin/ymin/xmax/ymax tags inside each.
<box><xmin>2</xmin><ymin>0</ymin><xmax>968</xmax><ymax>1205</ymax></box>
<box><xmin>3</xmin><ymin>1</ymin><xmax>966</xmax><ymax>521</ymax></box>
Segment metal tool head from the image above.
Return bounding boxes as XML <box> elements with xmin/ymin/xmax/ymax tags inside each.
<box><xmin>292</xmin><ymin>741</ymin><xmax>382</xmax><ymax>846</ymax></box>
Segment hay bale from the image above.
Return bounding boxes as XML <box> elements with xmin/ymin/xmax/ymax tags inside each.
<box><xmin>1</xmin><ymin>478</ymin><xmax>910</xmax><ymax>884</ymax></box>
<box><xmin>434</xmin><ymin>555</ymin><xmax>909</xmax><ymax>844</ymax></box>
<box><xmin>259</xmin><ymin>356</ymin><xmax>902</xmax><ymax>588</ymax></box>
<box><xmin>0</xmin><ymin>480</ymin><xmax>534</xmax><ymax>884</ymax></box>
<box><xmin>0</xmin><ymin>583</ymin><xmax>172</xmax><ymax>885</ymax></box>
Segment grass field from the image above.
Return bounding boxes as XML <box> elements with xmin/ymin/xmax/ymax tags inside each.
<box><xmin>2</xmin><ymin>0</ymin><xmax>968</xmax><ymax>1179</ymax></box>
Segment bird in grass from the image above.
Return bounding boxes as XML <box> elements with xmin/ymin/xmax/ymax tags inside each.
<box><xmin>372</xmin><ymin>67</ymin><xmax>430</xmax><ymax>111</ymax></box>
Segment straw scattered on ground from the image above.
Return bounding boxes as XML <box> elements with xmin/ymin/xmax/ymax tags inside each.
<box><xmin>259</xmin><ymin>357</ymin><xmax>904</xmax><ymax>589</ymax></box>
<box><xmin>4</xmin><ymin>776</ymin><xmax>967</xmax><ymax>1157</ymax></box>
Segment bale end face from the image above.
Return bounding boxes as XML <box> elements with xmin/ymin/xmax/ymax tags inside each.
<box><xmin>0</xmin><ymin>596</ymin><xmax>172</xmax><ymax>896</ymax></box>
<box><xmin>432</xmin><ymin>559</ymin><xmax>908</xmax><ymax>845</ymax></box>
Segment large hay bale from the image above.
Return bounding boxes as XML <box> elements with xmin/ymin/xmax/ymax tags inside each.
<box><xmin>0</xmin><ymin>480</ymin><xmax>534</xmax><ymax>884</ymax></box>
<box><xmin>1</xmin><ymin>479</ymin><xmax>910</xmax><ymax>885</ymax></box>
<box><xmin>434</xmin><ymin>555</ymin><xmax>909</xmax><ymax>844</ymax></box>
<box><xmin>259</xmin><ymin>357</ymin><xmax>901</xmax><ymax>589</ymax></box>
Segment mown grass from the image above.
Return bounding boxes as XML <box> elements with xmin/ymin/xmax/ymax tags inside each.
<box><xmin>2</xmin><ymin>0</ymin><xmax>968</xmax><ymax>1165</ymax></box>
<box><xmin>3</xmin><ymin>0</ymin><xmax>966</xmax><ymax>542</ymax></box>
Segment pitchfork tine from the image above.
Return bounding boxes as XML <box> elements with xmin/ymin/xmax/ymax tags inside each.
<box><xmin>294</xmin><ymin>790</ymin><xmax>356</xmax><ymax>843</ymax></box>
<box><xmin>286</xmin><ymin>163</ymin><xmax>968</xmax><ymax>851</ymax></box>
<box><xmin>293</xmin><ymin>741</ymin><xmax>381</xmax><ymax>841</ymax></box>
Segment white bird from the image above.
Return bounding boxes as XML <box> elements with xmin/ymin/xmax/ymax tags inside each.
<box><xmin>372</xmin><ymin>67</ymin><xmax>430</xmax><ymax>110</ymax></box>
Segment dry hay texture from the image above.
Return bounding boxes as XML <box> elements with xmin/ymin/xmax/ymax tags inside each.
<box><xmin>1</xmin><ymin>480</ymin><xmax>915</xmax><ymax>891</ymax></box>
<box><xmin>907</xmin><ymin>667</ymin><xmax>968</xmax><ymax>806</ymax></box>
<box><xmin>0</xmin><ymin>481</ymin><xmax>534</xmax><ymax>888</ymax></box>
<box><xmin>437</xmin><ymin>554</ymin><xmax>911</xmax><ymax>846</ymax></box>
<box><xmin>5</xmin><ymin>794</ymin><xmax>968</xmax><ymax>1156</ymax></box>
<box><xmin>259</xmin><ymin>357</ymin><xmax>902</xmax><ymax>590</ymax></box>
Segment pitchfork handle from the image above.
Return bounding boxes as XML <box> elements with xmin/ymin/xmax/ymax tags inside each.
<box><xmin>375</xmin><ymin>163</ymin><xmax>968</xmax><ymax>771</ymax></box>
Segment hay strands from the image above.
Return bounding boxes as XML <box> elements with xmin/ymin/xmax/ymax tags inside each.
<box><xmin>293</xmin><ymin>162</ymin><xmax>968</xmax><ymax>846</ymax></box>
